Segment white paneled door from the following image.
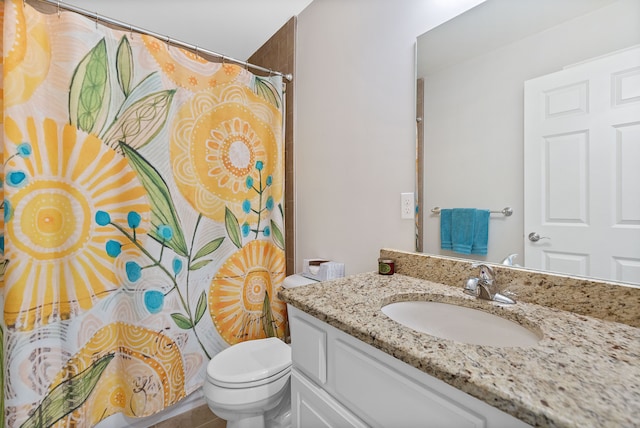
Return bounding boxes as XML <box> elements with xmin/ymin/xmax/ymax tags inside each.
<box><xmin>524</xmin><ymin>46</ymin><xmax>640</xmax><ymax>285</ymax></box>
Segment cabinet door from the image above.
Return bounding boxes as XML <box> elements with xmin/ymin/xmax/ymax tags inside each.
<box><xmin>291</xmin><ymin>371</ymin><xmax>367</xmax><ymax>428</ymax></box>
<box><xmin>289</xmin><ymin>308</ymin><xmax>327</xmax><ymax>384</ymax></box>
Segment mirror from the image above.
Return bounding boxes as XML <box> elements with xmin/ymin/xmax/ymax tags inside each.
<box><xmin>416</xmin><ymin>0</ymin><xmax>640</xmax><ymax>285</ymax></box>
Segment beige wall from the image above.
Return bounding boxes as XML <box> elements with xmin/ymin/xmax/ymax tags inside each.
<box><xmin>294</xmin><ymin>0</ymin><xmax>484</xmax><ymax>274</ymax></box>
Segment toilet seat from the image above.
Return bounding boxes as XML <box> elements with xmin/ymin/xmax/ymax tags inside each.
<box><xmin>207</xmin><ymin>337</ymin><xmax>291</xmax><ymax>389</ymax></box>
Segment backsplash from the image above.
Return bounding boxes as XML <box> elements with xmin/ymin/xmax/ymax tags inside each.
<box><xmin>380</xmin><ymin>249</ymin><xmax>640</xmax><ymax>328</ymax></box>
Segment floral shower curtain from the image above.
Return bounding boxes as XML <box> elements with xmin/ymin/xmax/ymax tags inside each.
<box><xmin>0</xmin><ymin>0</ymin><xmax>288</xmax><ymax>426</ymax></box>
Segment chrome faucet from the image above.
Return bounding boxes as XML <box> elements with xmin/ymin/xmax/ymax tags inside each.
<box><xmin>464</xmin><ymin>263</ymin><xmax>515</xmax><ymax>304</ymax></box>
<box><xmin>501</xmin><ymin>253</ymin><xmax>519</xmax><ymax>266</ymax></box>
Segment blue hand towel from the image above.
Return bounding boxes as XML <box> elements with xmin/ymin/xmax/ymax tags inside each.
<box><xmin>440</xmin><ymin>209</ymin><xmax>453</xmax><ymax>250</ymax></box>
<box><xmin>451</xmin><ymin>208</ymin><xmax>476</xmax><ymax>254</ymax></box>
<box><xmin>471</xmin><ymin>209</ymin><xmax>490</xmax><ymax>255</ymax></box>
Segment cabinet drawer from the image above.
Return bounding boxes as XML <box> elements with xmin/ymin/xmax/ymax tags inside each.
<box><xmin>288</xmin><ymin>306</ymin><xmax>327</xmax><ymax>384</ymax></box>
<box><xmin>292</xmin><ymin>370</ymin><xmax>367</xmax><ymax>428</ymax></box>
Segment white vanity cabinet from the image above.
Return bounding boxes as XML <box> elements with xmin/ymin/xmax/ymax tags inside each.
<box><xmin>287</xmin><ymin>305</ymin><xmax>531</xmax><ymax>428</ymax></box>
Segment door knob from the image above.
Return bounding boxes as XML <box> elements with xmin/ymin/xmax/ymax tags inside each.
<box><xmin>528</xmin><ymin>232</ymin><xmax>550</xmax><ymax>242</ymax></box>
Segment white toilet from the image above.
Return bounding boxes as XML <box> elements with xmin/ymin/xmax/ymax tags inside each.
<box><xmin>204</xmin><ymin>274</ymin><xmax>317</xmax><ymax>428</ymax></box>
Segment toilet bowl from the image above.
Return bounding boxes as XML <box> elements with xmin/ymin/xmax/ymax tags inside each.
<box><xmin>204</xmin><ymin>274</ymin><xmax>317</xmax><ymax>428</ymax></box>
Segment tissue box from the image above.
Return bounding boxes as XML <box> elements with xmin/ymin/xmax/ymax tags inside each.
<box><xmin>302</xmin><ymin>259</ymin><xmax>345</xmax><ymax>281</ymax></box>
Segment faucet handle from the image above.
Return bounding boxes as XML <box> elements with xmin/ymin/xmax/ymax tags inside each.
<box><xmin>471</xmin><ymin>263</ymin><xmax>494</xmax><ymax>281</ymax></box>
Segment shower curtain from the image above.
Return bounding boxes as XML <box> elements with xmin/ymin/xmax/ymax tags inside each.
<box><xmin>0</xmin><ymin>1</ymin><xmax>288</xmax><ymax>426</ymax></box>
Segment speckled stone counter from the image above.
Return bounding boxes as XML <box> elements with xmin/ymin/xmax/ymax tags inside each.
<box><xmin>380</xmin><ymin>249</ymin><xmax>640</xmax><ymax>328</ymax></box>
<box><xmin>279</xmin><ymin>269</ymin><xmax>640</xmax><ymax>427</ymax></box>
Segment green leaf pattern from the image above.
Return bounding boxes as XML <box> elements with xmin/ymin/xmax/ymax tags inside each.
<box><xmin>119</xmin><ymin>142</ymin><xmax>189</xmax><ymax>257</ymax></box>
<box><xmin>69</xmin><ymin>39</ymin><xmax>110</xmax><ymax>134</ymax></box>
<box><xmin>194</xmin><ymin>291</ymin><xmax>208</xmax><ymax>324</ymax></box>
<box><xmin>170</xmin><ymin>313</ymin><xmax>193</xmax><ymax>330</ymax></box>
<box><xmin>262</xmin><ymin>292</ymin><xmax>276</xmax><ymax>338</ymax></box>
<box><xmin>116</xmin><ymin>36</ymin><xmax>134</xmax><ymax>96</ymax></box>
<box><xmin>254</xmin><ymin>76</ymin><xmax>282</xmax><ymax>109</ymax></box>
<box><xmin>224</xmin><ymin>207</ymin><xmax>243</xmax><ymax>249</ymax></box>
<box><xmin>20</xmin><ymin>354</ymin><xmax>115</xmax><ymax>428</ymax></box>
<box><xmin>193</xmin><ymin>237</ymin><xmax>225</xmax><ymax>260</ymax></box>
<box><xmin>102</xmin><ymin>90</ymin><xmax>175</xmax><ymax>150</ymax></box>
<box><xmin>270</xmin><ymin>220</ymin><xmax>285</xmax><ymax>251</ymax></box>
<box><xmin>189</xmin><ymin>259</ymin><xmax>212</xmax><ymax>271</ymax></box>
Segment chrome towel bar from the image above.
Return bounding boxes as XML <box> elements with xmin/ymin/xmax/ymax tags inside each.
<box><xmin>431</xmin><ymin>207</ymin><xmax>513</xmax><ymax>217</ymax></box>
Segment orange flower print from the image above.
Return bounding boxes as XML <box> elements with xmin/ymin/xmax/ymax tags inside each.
<box><xmin>209</xmin><ymin>240</ymin><xmax>287</xmax><ymax>345</ymax></box>
<box><xmin>2</xmin><ymin>117</ymin><xmax>151</xmax><ymax>330</ymax></box>
<box><xmin>170</xmin><ymin>85</ymin><xmax>283</xmax><ymax>223</ymax></box>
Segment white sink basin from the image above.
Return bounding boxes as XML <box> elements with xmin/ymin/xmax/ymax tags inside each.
<box><xmin>381</xmin><ymin>301</ymin><xmax>541</xmax><ymax>347</ymax></box>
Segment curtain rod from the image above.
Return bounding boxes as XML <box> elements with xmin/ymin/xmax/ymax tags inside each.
<box><xmin>31</xmin><ymin>0</ymin><xmax>293</xmax><ymax>82</ymax></box>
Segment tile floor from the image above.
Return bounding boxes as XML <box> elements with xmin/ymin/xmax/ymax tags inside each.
<box><xmin>150</xmin><ymin>404</ymin><xmax>226</xmax><ymax>428</ymax></box>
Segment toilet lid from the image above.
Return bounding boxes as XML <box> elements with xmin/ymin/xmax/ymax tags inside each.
<box><xmin>282</xmin><ymin>274</ymin><xmax>318</xmax><ymax>289</ymax></box>
<box><xmin>207</xmin><ymin>337</ymin><xmax>291</xmax><ymax>384</ymax></box>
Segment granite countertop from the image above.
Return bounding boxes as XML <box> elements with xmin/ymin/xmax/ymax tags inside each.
<box><xmin>278</xmin><ymin>272</ymin><xmax>640</xmax><ymax>428</ymax></box>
